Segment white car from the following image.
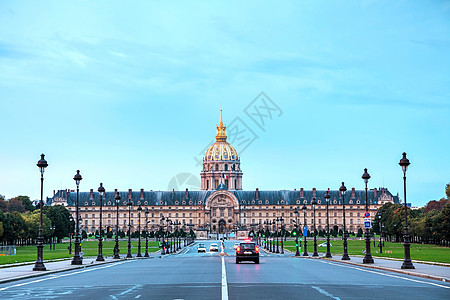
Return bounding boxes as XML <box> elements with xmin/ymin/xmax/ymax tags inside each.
<box><xmin>209</xmin><ymin>243</ymin><xmax>219</xmax><ymax>252</ymax></box>
<box><xmin>198</xmin><ymin>244</ymin><xmax>207</xmax><ymax>253</ymax></box>
<box><xmin>318</xmin><ymin>242</ymin><xmax>332</xmax><ymax>247</ymax></box>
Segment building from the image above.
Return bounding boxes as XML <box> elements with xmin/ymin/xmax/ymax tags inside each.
<box><xmin>47</xmin><ymin>110</ymin><xmax>400</xmax><ymax>238</ymax></box>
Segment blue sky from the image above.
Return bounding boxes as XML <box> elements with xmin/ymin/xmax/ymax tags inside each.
<box><xmin>0</xmin><ymin>1</ymin><xmax>449</xmax><ymax>206</ymax></box>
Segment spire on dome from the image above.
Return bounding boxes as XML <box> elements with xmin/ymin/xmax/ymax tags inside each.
<box><xmin>216</xmin><ymin>109</ymin><xmax>227</xmax><ymax>142</ymax></box>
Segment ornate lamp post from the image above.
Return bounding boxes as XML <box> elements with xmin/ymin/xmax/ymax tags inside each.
<box><xmin>378</xmin><ymin>213</ymin><xmax>383</xmax><ymax>254</ymax></box>
<box><xmin>49</xmin><ymin>224</ymin><xmax>55</xmax><ymax>250</ymax></box>
<box><xmin>126</xmin><ymin>198</ymin><xmax>133</xmax><ymax>258</ymax></box>
<box><xmin>302</xmin><ymin>204</ymin><xmax>308</xmax><ymax>256</ymax></box>
<box><xmin>137</xmin><ymin>205</ymin><xmax>142</xmax><ymax>257</ymax></box>
<box><xmin>113</xmin><ymin>192</ymin><xmax>121</xmax><ymax>259</ymax></box>
<box><xmin>71</xmin><ymin>170</ymin><xmax>83</xmax><ymax>265</ymax></box>
<box><xmin>280</xmin><ymin>217</ymin><xmax>284</xmax><ymax>254</ymax></box>
<box><xmin>96</xmin><ymin>183</ymin><xmax>105</xmax><ymax>261</ymax></box>
<box><xmin>144</xmin><ymin>207</ymin><xmax>149</xmax><ymax>257</ymax></box>
<box><xmin>340</xmin><ymin>182</ymin><xmax>350</xmax><ymax>260</ymax></box>
<box><xmin>293</xmin><ymin>208</ymin><xmax>300</xmax><ymax>256</ymax></box>
<box><xmin>160</xmin><ymin>216</ymin><xmax>166</xmax><ymax>255</ymax></box>
<box><xmin>324</xmin><ymin>190</ymin><xmax>332</xmax><ymax>258</ymax></box>
<box><xmin>34</xmin><ymin>154</ymin><xmax>48</xmax><ymax>271</ymax></box>
<box><xmin>312</xmin><ymin>197</ymin><xmax>318</xmax><ymax>257</ymax></box>
<box><xmin>399</xmin><ymin>152</ymin><xmax>415</xmax><ymax>269</ymax></box>
<box><xmin>362</xmin><ymin>168</ymin><xmax>374</xmax><ymax>263</ymax></box>
<box><xmin>275</xmin><ymin>218</ymin><xmax>280</xmax><ymax>253</ymax></box>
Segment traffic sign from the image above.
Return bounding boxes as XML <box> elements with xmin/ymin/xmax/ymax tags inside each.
<box><xmin>364</xmin><ymin>220</ymin><xmax>371</xmax><ymax>229</ymax></box>
<box><xmin>303</xmin><ymin>225</ymin><xmax>308</xmax><ymax>237</ymax></box>
<box><xmin>364</xmin><ymin>212</ymin><xmax>370</xmax><ymax>218</ymax></box>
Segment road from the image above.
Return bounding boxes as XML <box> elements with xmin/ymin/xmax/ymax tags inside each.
<box><xmin>0</xmin><ymin>240</ymin><xmax>449</xmax><ymax>299</ymax></box>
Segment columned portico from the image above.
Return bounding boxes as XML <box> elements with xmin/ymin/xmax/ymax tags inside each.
<box><xmin>205</xmin><ymin>189</ymin><xmax>240</xmax><ymax>237</ymax></box>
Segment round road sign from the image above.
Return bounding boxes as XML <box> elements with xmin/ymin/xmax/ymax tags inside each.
<box><xmin>364</xmin><ymin>212</ymin><xmax>370</xmax><ymax>218</ymax></box>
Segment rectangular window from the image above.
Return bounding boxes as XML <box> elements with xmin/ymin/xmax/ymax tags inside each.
<box><xmin>334</xmin><ymin>219</ymin><xmax>337</xmax><ymax>224</ymax></box>
<box><xmin>319</xmin><ymin>219</ymin><xmax>321</xmax><ymax>224</ymax></box>
<box><xmin>131</xmin><ymin>220</ymin><xmax>133</xmax><ymax>225</ymax></box>
<box><xmin>350</xmin><ymin>219</ymin><xmax>353</xmax><ymax>224</ymax></box>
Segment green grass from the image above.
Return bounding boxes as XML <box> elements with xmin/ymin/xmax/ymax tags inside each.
<box><xmin>0</xmin><ymin>239</ymin><xmax>162</xmax><ymax>265</ymax></box>
<box><xmin>281</xmin><ymin>238</ymin><xmax>450</xmax><ymax>263</ymax></box>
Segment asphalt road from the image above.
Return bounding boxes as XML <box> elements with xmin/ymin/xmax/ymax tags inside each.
<box><xmin>0</xmin><ymin>240</ymin><xmax>449</xmax><ymax>299</ymax></box>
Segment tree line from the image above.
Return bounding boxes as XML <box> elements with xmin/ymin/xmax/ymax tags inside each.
<box><xmin>372</xmin><ymin>184</ymin><xmax>450</xmax><ymax>247</ymax></box>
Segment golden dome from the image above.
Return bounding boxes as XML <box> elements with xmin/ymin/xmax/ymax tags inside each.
<box><xmin>204</xmin><ymin>110</ymin><xmax>239</xmax><ymax>161</ymax></box>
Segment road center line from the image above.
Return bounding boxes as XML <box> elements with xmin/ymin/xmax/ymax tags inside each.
<box><xmin>311</xmin><ymin>286</ymin><xmax>341</xmax><ymax>300</ymax></box>
<box><xmin>221</xmin><ymin>256</ymin><xmax>229</xmax><ymax>300</ymax></box>
<box><xmin>318</xmin><ymin>260</ymin><xmax>450</xmax><ymax>289</ymax></box>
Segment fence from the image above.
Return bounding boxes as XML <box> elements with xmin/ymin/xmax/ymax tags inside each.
<box><xmin>0</xmin><ymin>245</ymin><xmax>16</xmax><ymax>256</ymax></box>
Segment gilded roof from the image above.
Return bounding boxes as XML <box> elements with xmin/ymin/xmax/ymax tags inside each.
<box><xmin>204</xmin><ymin>109</ymin><xmax>239</xmax><ymax>161</ymax></box>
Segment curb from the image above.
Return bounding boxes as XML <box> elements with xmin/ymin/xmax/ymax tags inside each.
<box><xmin>0</xmin><ymin>257</ymin><xmax>149</xmax><ymax>285</ymax></box>
<box><xmin>325</xmin><ymin>258</ymin><xmax>449</xmax><ymax>283</ymax></box>
<box><xmin>291</xmin><ymin>255</ymin><xmax>449</xmax><ymax>282</ymax></box>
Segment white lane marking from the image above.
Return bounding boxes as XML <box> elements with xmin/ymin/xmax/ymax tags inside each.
<box><xmin>319</xmin><ymin>260</ymin><xmax>450</xmax><ymax>289</ymax></box>
<box><xmin>311</xmin><ymin>286</ymin><xmax>341</xmax><ymax>300</ymax></box>
<box><xmin>135</xmin><ymin>295</ymin><xmax>142</xmax><ymax>299</ymax></box>
<box><xmin>118</xmin><ymin>284</ymin><xmax>142</xmax><ymax>296</ymax></box>
<box><xmin>221</xmin><ymin>256</ymin><xmax>229</xmax><ymax>300</ymax></box>
<box><xmin>0</xmin><ymin>260</ymin><xmax>131</xmax><ymax>291</ymax></box>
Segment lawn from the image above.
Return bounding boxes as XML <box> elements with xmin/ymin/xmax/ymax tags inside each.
<box><xmin>281</xmin><ymin>238</ymin><xmax>450</xmax><ymax>263</ymax></box>
<box><xmin>0</xmin><ymin>239</ymin><xmax>161</xmax><ymax>265</ymax></box>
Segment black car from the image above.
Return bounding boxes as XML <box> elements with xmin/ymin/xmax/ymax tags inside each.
<box><xmin>236</xmin><ymin>241</ymin><xmax>259</xmax><ymax>264</ymax></box>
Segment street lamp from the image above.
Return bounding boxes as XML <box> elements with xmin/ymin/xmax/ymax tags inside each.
<box><xmin>34</xmin><ymin>154</ymin><xmax>48</xmax><ymax>271</ymax></box>
<box><xmin>126</xmin><ymin>198</ymin><xmax>133</xmax><ymax>258</ymax></box>
<box><xmin>293</xmin><ymin>208</ymin><xmax>300</xmax><ymax>256</ymax></box>
<box><xmin>68</xmin><ymin>215</ymin><xmax>73</xmax><ymax>255</ymax></box>
<box><xmin>362</xmin><ymin>168</ymin><xmax>374</xmax><ymax>264</ymax></box>
<box><xmin>312</xmin><ymin>197</ymin><xmax>318</xmax><ymax>257</ymax></box>
<box><xmin>71</xmin><ymin>169</ymin><xmax>83</xmax><ymax>265</ymax></box>
<box><xmin>96</xmin><ymin>183</ymin><xmax>105</xmax><ymax>261</ymax></box>
<box><xmin>49</xmin><ymin>224</ymin><xmax>55</xmax><ymax>250</ymax></box>
<box><xmin>113</xmin><ymin>192</ymin><xmax>121</xmax><ymax>259</ymax></box>
<box><xmin>280</xmin><ymin>217</ymin><xmax>284</xmax><ymax>254</ymax></box>
<box><xmin>340</xmin><ymin>182</ymin><xmax>350</xmax><ymax>260</ymax></box>
<box><xmin>302</xmin><ymin>204</ymin><xmax>308</xmax><ymax>256</ymax></box>
<box><xmin>275</xmin><ymin>218</ymin><xmax>280</xmax><ymax>253</ymax></box>
<box><xmin>137</xmin><ymin>205</ymin><xmax>142</xmax><ymax>257</ymax></box>
<box><xmin>160</xmin><ymin>215</ymin><xmax>166</xmax><ymax>255</ymax></box>
<box><xmin>399</xmin><ymin>152</ymin><xmax>415</xmax><ymax>269</ymax></box>
<box><xmin>324</xmin><ymin>190</ymin><xmax>332</xmax><ymax>258</ymax></box>
<box><xmin>378</xmin><ymin>213</ymin><xmax>383</xmax><ymax>254</ymax></box>
<box><xmin>144</xmin><ymin>207</ymin><xmax>149</xmax><ymax>257</ymax></box>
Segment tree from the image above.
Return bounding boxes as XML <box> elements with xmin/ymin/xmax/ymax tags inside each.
<box><xmin>10</xmin><ymin>196</ymin><xmax>35</xmax><ymax>212</ymax></box>
<box><xmin>107</xmin><ymin>231</ymin><xmax>113</xmax><ymax>238</ymax></box>
<box><xmin>357</xmin><ymin>228</ymin><xmax>363</xmax><ymax>237</ymax></box>
<box><xmin>0</xmin><ymin>198</ymin><xmax>9</xmax><ymax>212</ymax></box>
<box><xmin>446</xmin><ymin>183</ymin><xmax>450</xmax><ymax>199</ymax></box>
<box><xmin>8</xmin><ymin>198</ymin><xmax>26</xmax><ymax>213</ymax></box>
<box><xmin>0</xmin><ymin>221</ymin><xmax>3</xmax><ymax>238</ymax></box>
<box><xmin>43</xmin><ymin>205</ymin><xmax>71</xmax><ymax>241</ymax></box>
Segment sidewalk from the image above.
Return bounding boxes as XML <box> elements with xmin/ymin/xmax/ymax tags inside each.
<box><xmin>0</xmin><ymin>256</ymin><xmax>143</xmax><ymax>285</ymax></box>
<box><xmin>324</xmin><ymin>255</ymin><xmax>449</xmax><ymax>282</ymax></box>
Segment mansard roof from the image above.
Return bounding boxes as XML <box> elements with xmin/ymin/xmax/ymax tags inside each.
<box><xmin>47</xmin><ymin>187</ymin><xmax>399</xmax><ymax>207</ymax></box>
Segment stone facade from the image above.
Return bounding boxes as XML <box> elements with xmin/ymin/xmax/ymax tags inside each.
<box><xmin>47</xmin><ymin>110</ymin><xmax>400</xmax><ymax>236</ymax></box>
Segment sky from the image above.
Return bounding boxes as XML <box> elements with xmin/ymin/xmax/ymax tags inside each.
<box><xmin>0</xmin><ymin>1</ymin><xmax>449</xmax><ymax>207</ymax></box>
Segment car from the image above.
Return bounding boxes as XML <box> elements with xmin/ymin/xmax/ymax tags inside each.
<box><xmin>233</xmin><ymin>242</ymin><xmax>240</xmax><ymax>249</ymax></box>
<box><xmin>318</xmin><ymin>242</ymin><xmax>332</xmax><ymax>247</ymax></box>
<box><xmin>198</xmin><ymin>243</ymin><xmax>207</xmax><ymax>253</ymax></box>
<box><xmin>236</xmin><ymin>241</ymin><xmax>259</xmax><ymax>264</ymax></box>
<box><xmin>209</xmin><ymin>243</ymin><xmax>219</xmax><ymax>252</ymax></box>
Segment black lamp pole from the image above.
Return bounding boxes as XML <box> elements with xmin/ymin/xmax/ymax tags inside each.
<box><xmin>324</xmin><ymin>190</ymin><xmax>332</xmax><ymax>258</ymax></box>
<box><xmin>340</xmin><ymin>182</ymin><xmax>350</xmax><ymax>260</ymax></box>
<box><xmin>312</xmin><ymin>197</ymin><xmax>318</xmax><ymax>257</ymax></box>
<box><xmin>96</xmin><ymin>183</ymin><xmax>105</xmax><ymax>261</ymax></box>
<box><xmin>71</xmin><ymin>170</ymin><xmax>83</xmax><ymax>265</ymax></box>
<box><xmin>362</xmin><ymin>168</ymin><xmax>374</xmax><ymax>263</ymax></box>
<box><xmin>275</xmin><ymin>218</ymin><xmax>280</xmax><ymax>253</ymax></box>
<box><xmin>34</xmin><ymin>154</ymin><xmax>48</xmax><ymax>271</ymax></box>
<box><xmin>144</xmin><ymin>208</ymin><xmax>149</xmax><ymax>257</ymax></box>
<box><xmin>137</xmin><ymin>205</ymin><xmax>142</xmax><ymax>257</ymax></box>
<box><xmin>113</xmin><ymin>192</ymin><xmax>121</xmax><ymax>259</ymax></box>
<box><xmin>126</xmin><ymin>198</ymin><xmax>133</xmax><ymax>258</ymax></box>
<box><xmin>302</xmin><ymin>204</ymin><xmax>308</xmax><ymax>256</ymax></box>
<box><xmin>294</xmin><ymin>208</ymin><xmax>300</xmax><ymax>256</ymax></box>
<box><xmin>378</xmin><ymin>213</ymin><xmax>383</xmax><ymax>254</ymax></box>
<box><xmin>280</xmin><ymin>217</ymin><xmax>284</xmax><ymax>254</ymax></box>
<box><xmin>160</xmin><ymin>216</ymin><xmax>166</xmax><ymax>255</ymax></box>
<box><xmin>399</xmin><ymin>152</ymin><xmax>415</xmax><ymax>269</ymax></box>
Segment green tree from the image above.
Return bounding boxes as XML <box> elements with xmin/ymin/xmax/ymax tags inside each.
<box><xmin>357</xmin><ymin>228</ymin><xmax>363</xmax><ymax>237</ymax></box>
<box><xmin>10</xmin><ymin>196</ymin><xmax>35</xmax><ymax>212</ymax></box>
<box><xmin>0</xmin><ymin>221</ymin><xmax>3</xmax><ymax>238</ymax></box>
<box><xmin>43</xmin><ymin>205</ymin><xmax>71</xmax><ymax>241</ymax></box>
<box><xmin>446</xmin><ymin>183</ymin><xmax>450</xmax><ymax>199</ymax></box>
